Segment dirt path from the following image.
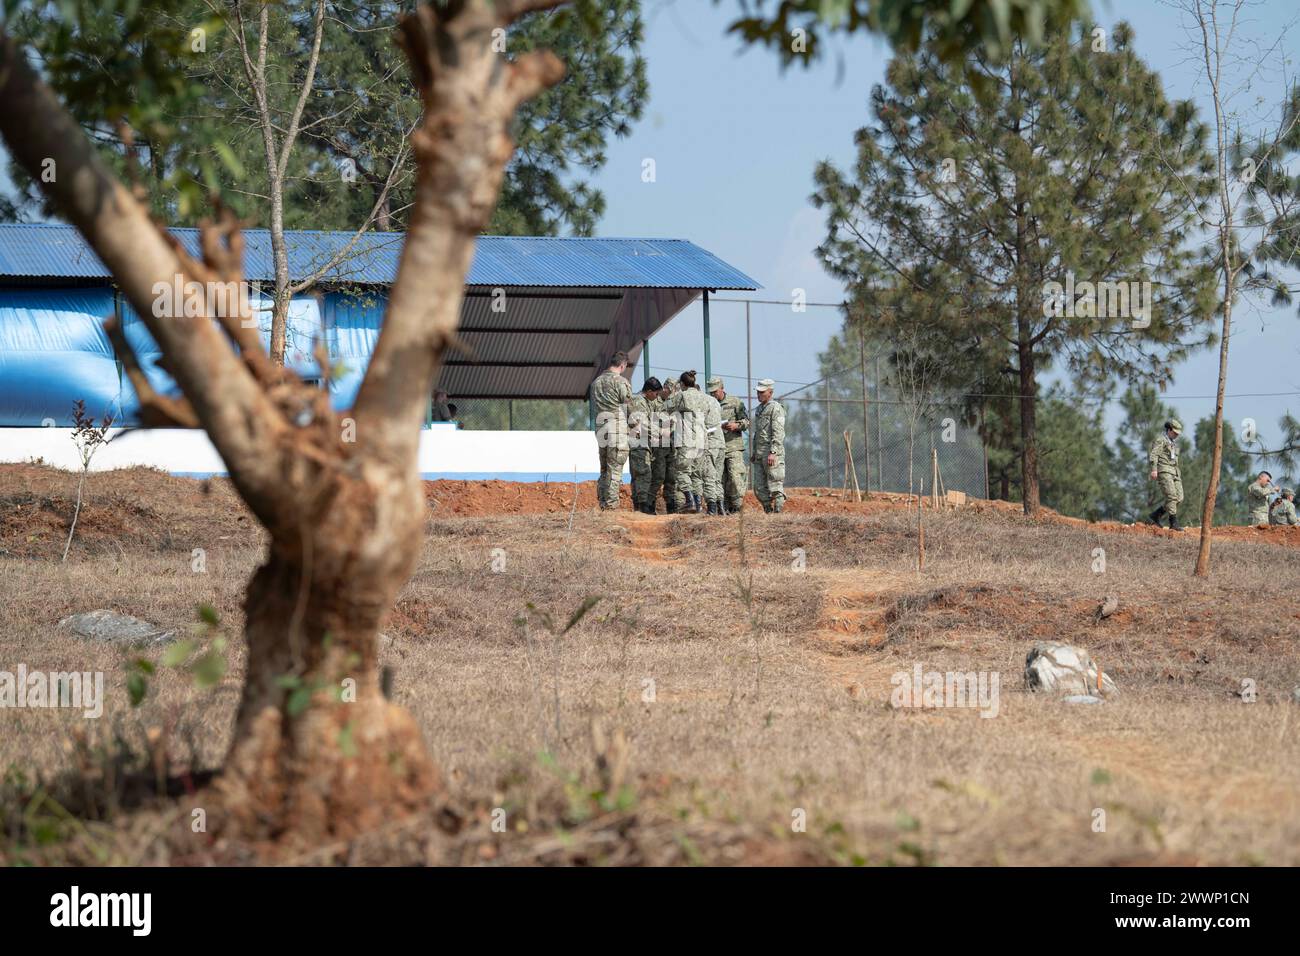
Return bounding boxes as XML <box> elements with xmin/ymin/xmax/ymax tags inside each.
<box><xmin>614</xmin><ymin>512</ymin><xmax>686</xmax><ymax>563</ymax></box>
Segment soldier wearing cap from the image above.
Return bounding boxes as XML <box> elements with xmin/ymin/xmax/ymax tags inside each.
<box><xmin>1269</xmin><ymin>487</ymin><xmax>1298</xmax><ymax>526</ymax></box>
<box><xmin>1248</xmin><ymin>470</ymin><xmax>1276</xmax><ymax>525</ymax></box>
<box><xmin>1147</xmin><ymin>418</ymin><xmax>1184</xmax><ymax>530</ymax></box>
<box><xmin>709</xmin><ymin>376</ymin><xmax>749</xmax><ymax>513</ymax></box>
<box><xmin>699</xmin><ymin>379</ymin><xmax>725</xmax><ymax>515</ymax></box>
<box><xmin>751</xmin><ymin>378</ymin><xmax>786</xmax><ymax>513</ymax></box>
<box><xmin>627</xmin><ymin>378</ymin><xmax>661</xmax><ymax>514</ymax></box>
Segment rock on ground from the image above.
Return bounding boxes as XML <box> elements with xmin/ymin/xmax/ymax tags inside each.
<box><xmin>58</xmin><ymin>610</ymin><xmax>176</xmax><ymax>647</ymax></box>
<box><xmin>1024</xmin><ymin>641</ymin><xmax>1117</xmax><ymax>698</ymax></box>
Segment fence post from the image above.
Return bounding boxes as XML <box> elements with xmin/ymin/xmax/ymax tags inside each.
<box><xmin>823</xmin><ymin>375</ymin><xmax>832</xmax><ymax>489</ymax></box>
<box><xmin>875</xmin><ymin>354</ymin><xmax>883</xmax><ymax>491</ymax></box>
<box><xmin>702</xmin><ymin>289</ymin><xmax>711</xmax><ymax>387</ymax></box>
<box><xmin>859</xmin><ymin>329</ymin><xmax>870</xmax><ymax>495</ymax></box>
<box><xmin>745</xmin><ymin>300</ymin><xmax>753</xmax><ymax>491</ymax></box>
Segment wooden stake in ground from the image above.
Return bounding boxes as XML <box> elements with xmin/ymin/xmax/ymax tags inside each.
<box><xmin>843</xmin><ymin>430</ymin><xmax>861</xmax><ymax>502</ymax></box>
<box><xmin>917</xmin><ymin>479</ymin><xmax>925</xmax><ymax>571</ymax></box>
<box><xmin>931</xmin><ymin>447</ymin><xmax>939</xmax><ymax>509</ymax></box>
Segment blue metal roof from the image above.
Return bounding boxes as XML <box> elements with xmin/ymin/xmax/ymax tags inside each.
<box><xmin>0</xmin><ymin>223</ymin><xmax>760</xmax><ymax>290</ymax></box>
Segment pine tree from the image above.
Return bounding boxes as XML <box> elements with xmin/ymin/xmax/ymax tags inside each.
<box><xmin>813</xmin><ymin>21</ymin><xmax>1218</xmax><ymax>515</ymax></box>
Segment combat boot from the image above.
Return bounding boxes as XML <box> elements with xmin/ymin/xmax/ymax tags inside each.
<box><xmin>772</xmin><ymin>498</ymin><xmax>784</xmax><ymax>514</ymax></box>
<box><xmin>709</xmin><ymin>500</ymin><xmax>721</xmax><ymax>516</ymax></box>
<box><xmin>1168</xmin><ymin>513</ymin><xmax>1184</xmax><ymax>531</ymax></box>
<box><xmin>1147</xmin><ymin>506</ymin><xmax>1167</xmax><ymax>527</ymax></box>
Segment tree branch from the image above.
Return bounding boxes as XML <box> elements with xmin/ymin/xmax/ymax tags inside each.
<box><xmin>351</xmin><ymin>0</ymin><xmax>564</xmax><ymax>468</ymax></box>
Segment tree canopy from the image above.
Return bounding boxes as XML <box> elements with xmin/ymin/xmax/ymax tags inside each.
<box><xmin>813</xmin><ymin>22</ymin><xmax>1219</xmax><ymax>513</ymax></box>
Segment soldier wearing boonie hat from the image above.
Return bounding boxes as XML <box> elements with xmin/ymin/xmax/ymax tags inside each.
<box><xmin>751</xmin><ymin>378</ymin><xmax>785</xmax><ymax>513</ymax></box>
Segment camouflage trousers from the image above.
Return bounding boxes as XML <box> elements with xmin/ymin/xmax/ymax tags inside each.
<box><xmin>673</xmin><ymin>446</ymin><xmax>714</xmax><ymax>502</ymax></box>
<box><xmin>597</xmin><ymin>443</ymin><xmax>628</xmax><ymax>510</ymax></box>
<box><xmin>1250</xmin><ymin>507</ymin><xmax>1269</xmax><ymax>526</ymax></box>
<box><xmin>752</xmin><ymin>453</ymin><xmax>785</xmax><ymax>512</ymax></box>
<box><xmin>662</xmin><ymin>449</ymin><xmax>679</xmax><ymax>510</ymax></box>
<box><xmin>629</xmin><ymin>448</ymin><xmax>653</xmax><ymax>508</ymax></box>
<box><xmin>704</xmin><ymin>446</ymin><xmax>725</xmax><ymax>504</ymax></box>
<box><xmin>1157</xmin><ymin>472</ymin><xmax>1183</xmax><ymax>517</ymax></box>
<box><xmin>721</xmin><ymin>444</ymin><xmax>748</xmax><ymax>510</ymax></box>
<box><xmin>647</xmin><ymin>447</ymin><xmax>669</xmax><ymax>512</ymax></box>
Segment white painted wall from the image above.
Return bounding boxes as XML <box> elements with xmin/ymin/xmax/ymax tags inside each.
<box><xmin>0</xmin><ymin>424</ymin><xmax>624</xmax><ymax>482</ymax></box>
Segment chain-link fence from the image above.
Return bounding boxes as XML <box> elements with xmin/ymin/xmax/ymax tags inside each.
<box><xmin>430</xmin><ymin>295</ymin><xmax>989</xmax><ymax>498</ymax></box>
<box><xmin>777</xmin><ymin>365</ymin><xmax>987</xmax><ymax>497</ymax></box>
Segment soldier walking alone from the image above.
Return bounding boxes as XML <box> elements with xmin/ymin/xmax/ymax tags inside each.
<box><xmin>1147</xmin><ymin>418</ymin><xmax>1184</xmax><ymax>531</ymax></box>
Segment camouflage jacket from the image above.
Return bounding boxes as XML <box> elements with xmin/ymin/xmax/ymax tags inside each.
<box><xmin>627</xmin><ymin>394</ymin><xmax>652</xmax><ymax>449</ymax></box>
<box><xmin>665</xmin><ymin>386</ymin><xmax>709</xmax><ymax>451</ymax></box>
<box><xmin>1247</xmin><ymin>481</ymin><xmax>1274</xmax><ymax>515</ymax></box>
<box><xmin>704</xmin><ymin>393</ymin><xmax>724</xmax><ymax>450</ymax></box>
<box><xmin>1269</xmin><ymin>498</ymin><xmax>1298</xmax><ymax>526</ymax></box>
<box><xmin>650</xmin><ymin>396</ymin><xmax>673</xmax><ymax>449</ymax></box>
<box><xmin>1148</xmin><ymin>433</ymin><xmax>1180</xmax><ymax>477</ymax></box>
<box><xmin>752</xmin><ymin>399</ymin><xmax>785</xmax><ymax>460</ymax></box>
<box><xmin>590</xmin><ymin>369</ymin><xmax>631</xmax><ymax>446</ymax></box>
<box><xmin>717</xmin><ymin>393</ymin><xmax>749</xmax><ymax>448</ymax></box>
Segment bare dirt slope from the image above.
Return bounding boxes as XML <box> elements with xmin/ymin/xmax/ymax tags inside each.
<box><xmin>2</xmin><ymin>464</ymin><xmax>1298</xmax><ymax>865</ymax></box>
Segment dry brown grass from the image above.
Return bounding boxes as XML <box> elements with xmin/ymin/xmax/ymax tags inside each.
<box><xmin>2</xmin><ymin>464</ymin><xmax>1298</xmax><ymax>865</ymax></box>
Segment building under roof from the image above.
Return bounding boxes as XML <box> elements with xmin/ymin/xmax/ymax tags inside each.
<box><xmin>0</xmin><ymin>224</ymin><xmax>759</xmax><ymax>425</ymax></box>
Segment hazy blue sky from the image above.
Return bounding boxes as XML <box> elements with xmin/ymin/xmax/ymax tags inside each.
<box><xmin>592</xmin><ymin>0</ymin><xmax>1300</xmax><ymax>447</ymax></box>
<box><xmin>1</xmin><ymin>1</ymin><xmax>1295</xmax><ymax>448</ymax></box>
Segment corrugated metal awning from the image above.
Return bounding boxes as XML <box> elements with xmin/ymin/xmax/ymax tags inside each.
<box><xmin>0</xmin><ymin>224</ymin><xmax>760</xmax><ymax>402</ymax></box>
<box><xmin>0</xmin><ymin>224</ymin><xmax>759</xmax><ymax>289</ymax></box>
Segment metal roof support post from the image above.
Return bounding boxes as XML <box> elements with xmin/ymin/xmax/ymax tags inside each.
<box><xmin>745</xmin><ymin>299</ymin><xmax>753</xmax><ymax>492</ymax></box>
<box><xmin>643</xmin><ymin>337</ymin><xmax>650</xmax><ymax>385</ymax></box>
<box><xmin>702</xmin><ymin>289</ymin><xmax>711</xmax><ymax>386</ymax></box>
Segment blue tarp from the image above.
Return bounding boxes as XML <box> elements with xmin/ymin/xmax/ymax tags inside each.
<box><xmin>0</xmin><ymin>288</ymin><xmax>387</xmax><ymax>425</ymax></box>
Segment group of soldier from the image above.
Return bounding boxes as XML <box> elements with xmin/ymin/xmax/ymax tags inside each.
<box><xmin>589</xmin><ymin>351</ymin><xmax>787</xmax><ymax>515</ymax></box>
<box><xmin>1147</xmin><ymin>418</ymin><xmax>1298</xmax><ymax>529</ymax></box>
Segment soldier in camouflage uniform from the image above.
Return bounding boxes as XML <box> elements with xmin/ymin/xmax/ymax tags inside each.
<box><xmin>627</xmin><ymin>378</ymin><xmax>661</xmax><ymax>514</ymax></box>
<box><xmin>665</xmin><ymin>370</ymin><xmax>710</xmax><ymax>513</ymax></box>
<box><xmin>645</xmin><ymin>380</ymin><xmax>668</xmax><ymax>514</ymax></box>
<box><xmin>1269</xmin><ymin>488</ymin><xmax>1298</xmax><ymax>526</ymax></box>
<box><xmin>1146</xmin><ymin>418</ymin><xmax>1184</xmax><ymax>531</ymax></box>
<box><xmin>590</xmin><ymin>352</ymin><xmax>631</xmax><ymax>511</ymax></box>
<box><xmin>709</xmin><ymin>377</ymin><xmax>749</xmax><ymax>513</ymax></box>
<box><xmin>751</xmin><ymin>378</ymin><xmax>786</xmax><ymax>513</ymax></box>
<box><xmin>1247</xmin><ymin>470</ymin><xmax>1276</xmax><ymax>526</ymax></box>
<box><xmin>657</xmin><ymin>378</ymin><xmax>679</xmax><ymax>513</ymax></box>
<box><xmin>699</xmin><ymin>383</ymin><xmax>725</xmax><ymax>515</ymax></box>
